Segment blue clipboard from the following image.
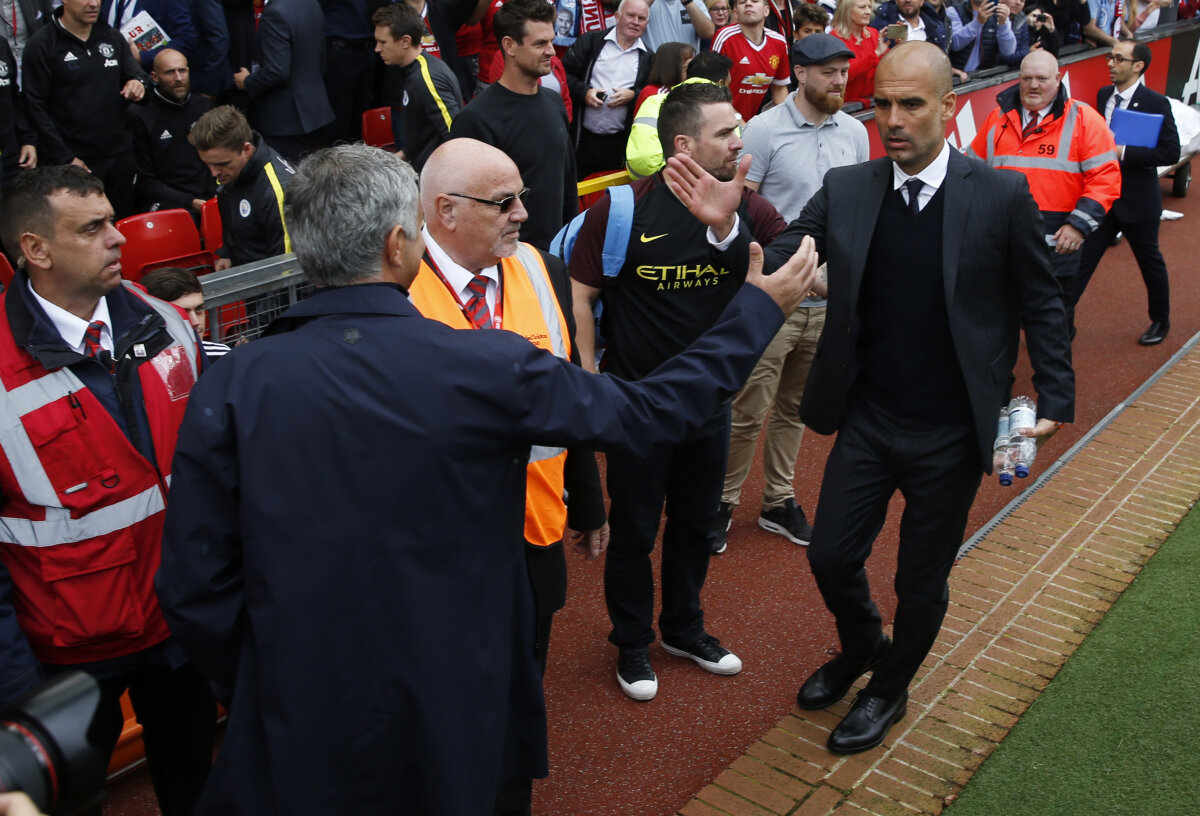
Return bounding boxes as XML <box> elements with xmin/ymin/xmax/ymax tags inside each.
<box><xmin>1111</xmin><ymin>106</ymin><xmax>1164</xmax><ymax>148</ymax></box>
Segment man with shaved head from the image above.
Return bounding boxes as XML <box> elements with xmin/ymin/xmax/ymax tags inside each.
<box><xmin>129</xmin><ymin>48</ymin><xmax>216</xmax><ymax>215</ymax></box>
<box><xmin>156</xmin><ymin>142</ymin><xmax>821</xmax><ymax>815</ymax></box>
<box><xmin>410</xmin><ymin>138</ymin><xmax>606</xmax><ymax>813</ymax></box>
<box><xmin>671</xmin><ymin>41</ymin><xmax>1074</xmax><ymax>752</ymax></box>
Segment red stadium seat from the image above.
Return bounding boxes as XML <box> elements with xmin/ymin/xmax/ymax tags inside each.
<box><xmin>116</xmin><ymin>209</ymin><xmax>203</xmax><ymax>282</ymax></box>
<box><xmin>200</xmin><ymin>198</ymin><xmax>222</xmax><ymax>252</ymax></box>
<box><xmin>362</xmin><ymin>107</ymin><xmax>395</xmax><ymax>150</ymax></box>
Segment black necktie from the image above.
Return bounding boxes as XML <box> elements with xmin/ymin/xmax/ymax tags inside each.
<box><xmin>904</xmin><ymin>178</ymin><xmax>923</xmax><ymax>216</ymax></box>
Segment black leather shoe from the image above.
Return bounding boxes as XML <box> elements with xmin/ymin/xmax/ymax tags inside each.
<box><xmin>796</xmin><ymin>636</ymin><xmax>891</xmax><ymax>710</ymax></box>
<box><xmin>827</xmin><ymin>690</ymin><xmax>908</xmax><ymax>754</ymax></box>
<box><xmin>1139</xmin><ymin>321</ymin><xmax>1170</xmax><ymax>345</ymax></box>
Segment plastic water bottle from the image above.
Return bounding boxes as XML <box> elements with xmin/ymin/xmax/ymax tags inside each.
<box><xmin>1008</xmin><ymin>396</ymin><xmax>1037</xmax><ymax>478</ymax></box>
<box><xmin>994</xmin><ymin>407</ymin><xmax>1014</xmax><ymax>486</ymax></box>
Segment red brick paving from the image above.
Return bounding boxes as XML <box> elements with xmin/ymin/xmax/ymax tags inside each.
<box><xmin>676</xmin><ymin>345</ymin><xmax>1200</xmax><ymax>815</ymax></box>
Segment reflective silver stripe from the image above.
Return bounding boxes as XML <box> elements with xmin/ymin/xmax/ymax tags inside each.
<box><xmin>1080</xmin><ymin>150</ymin><xmax>1118</xmax><ymax>171</ymax></box>
<box><xmin>6</xmin><ymin>366</ymin><xmax>85</xmax><ymax>417</ymax></box>
<box><xmin>986</xmin><ymin>121</ymin><xmax>999</xmax><ymax>162</ymax></box>
<box><xmin>514</xmin><ymin>243</ymin><xmax>568</xmax><ymax>464</ymax></box>
<box><xmin>1056</xmin><ymin>103</ymin><xmax>1078</xmax><ymax>159</ymax></box>
<box><xmin>0</xmin><ymin>379</ymin><xmax>62</xmax><ymax>509</ymax></box>
<box><xmin>1070</xmin><ymin>207</ymin><xmax>1100</xmax><ymax>231</ymax></box>
<box><xmin>991</xmin><ymin>155</ymin><xmax>1077</xmax><ymax>172</ymax></box>
<box><xmin>632</xmin><ymin>116</ymin><xmax>657</xmax><ymax>127</ymax></box>
<box><xmin>0</xmin><ymin>483</ymin><xmax>165</xmax><ymax>547</ymax></box>
<box><xmin>515</xmin><ymin>243</ymin><xmax>568</xmax><ymax>361</ymax></box>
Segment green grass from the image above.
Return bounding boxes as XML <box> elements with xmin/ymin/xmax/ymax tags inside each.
<box><xmin>945</xmin><ymin>501</ymin><xmax>1200</xmax><ymax>816</ymax></box>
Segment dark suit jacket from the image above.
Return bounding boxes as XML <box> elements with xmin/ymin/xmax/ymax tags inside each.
<box><xmin>765</xmin><ymin>149</ymin><xmax>1075</xmax><ymax>471</ymax></box>
<box><xmin>157</xmin><ymin>281</ymin><xmax>786</xmax><ymax>815</ymax></box>
<box><xmin>243</xmin><ymin>0</ymin><xmax>334</xmax><ymax>137</ymax></box>
<box><xmin>1098</xmin><ymin>83</ymin><xmax>1180</xmax><ymax>223</ymax></box>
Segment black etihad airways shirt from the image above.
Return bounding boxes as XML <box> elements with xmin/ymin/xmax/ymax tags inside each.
<box><xmin>570</xmin><ymin>173</ymin><xmax>786</xmax><ymax>382</ymax></box>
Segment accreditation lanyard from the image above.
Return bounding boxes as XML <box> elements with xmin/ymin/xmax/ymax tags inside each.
<box><xmin>423</xmin><ymin>252</ymin><xmax>504</xmax><ymax>330</ymax></box>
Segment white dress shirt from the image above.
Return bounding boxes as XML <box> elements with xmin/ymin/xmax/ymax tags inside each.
<box><xmin>421</xmin><ymin>225</ymin><xmax>502</xmax><ymax>323</ymax></box>
<box><xmin>1105</xmin><ymin>77</ymin><xmax>1144</xmax><ymax>124</ymax></box>
<box><xmin>27</xmin><ymin>280</ymin><xmax>114</xmax><ymax>354</ymax></box>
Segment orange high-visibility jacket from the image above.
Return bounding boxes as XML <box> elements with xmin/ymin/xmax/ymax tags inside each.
<box><xmin>409</xmin><ymin>242</ymin><xmax>571</xmax><ymax>549</ymax></box>
<box><xmin>968</xmin><ymin>84</ymin><xmax>1121</xmax><ymax>237</ymax></box>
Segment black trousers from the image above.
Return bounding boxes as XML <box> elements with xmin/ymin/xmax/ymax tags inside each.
<box><xmin>1072</xmin><ymin>213</ymin><xmax>1170</xmax><ymax>324</ymax></box>
<box><xmin>604</xmin><ymin>406</ymin><xmax>729</xmax><ymax>650</ymax></box>
<box><xmin>322</xmin><ymin>38</ymin><xmax>376</xmax><ymax>145</ymax></box>
<box><xmin>48</xmin><ymin>658</ymin><xmax>216</xmax><ymax>816</ymax></box>
<box><xmin>575</xmin><ymin>128</ymin><xmax>628</xmax><ymax>180</ymax></box>
<box><xmin>807</xmin><ymin>397</ymin><xmax>982</xmax><ymax>699</ymax></box>
<box><xmin>80</xmin><ymin>151</ymin><xmax>136</xmax><ymax>220</ymax></box>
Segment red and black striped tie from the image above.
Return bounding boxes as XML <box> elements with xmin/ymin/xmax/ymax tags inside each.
<box><xmin>1022</xmin><ymin>112</ymin><xmax>1040</xmax><ymax>140</ymax></box>
<box><xmin>464</xmin><ymin>274</ymin><xmax>492</xmax><ymax>329</ymax></box>
<box><xmin>83</xmin><ymin>320</ymin><xmax>107</xmax><ymax>360</ymax></box>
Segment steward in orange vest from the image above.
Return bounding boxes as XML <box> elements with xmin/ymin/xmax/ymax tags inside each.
<box><xmin>409</xmin><ymin>234</ymin><xmax>606</xmax><ymax>670</ymax></box>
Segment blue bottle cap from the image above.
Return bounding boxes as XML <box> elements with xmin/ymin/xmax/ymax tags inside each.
<box><xmin>1015</xmin><ymin>465</ymin><xmax>1029</xmax><ymax>478</ymax></box>
<box><xmin>999</xmin><ymin>473</ymin><xmax>1013</xmax><ymax>486</ymax></box>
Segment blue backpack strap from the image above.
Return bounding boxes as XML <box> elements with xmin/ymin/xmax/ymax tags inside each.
<box><xmin>600</xmin><ymin>184</ymin><xmax>634</xmax><ymax>279</ymax></box>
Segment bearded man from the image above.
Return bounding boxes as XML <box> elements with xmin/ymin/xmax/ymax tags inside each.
<box><xmin>712</xmin><ymin>32</ymin><xmax>870</xmax><ymax>553</ymax></box>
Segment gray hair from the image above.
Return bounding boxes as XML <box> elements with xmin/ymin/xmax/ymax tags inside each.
<box><xmin>285</xmin><ymin>144</ymin><xmax>421</xmax><ymax>287</ymax></box>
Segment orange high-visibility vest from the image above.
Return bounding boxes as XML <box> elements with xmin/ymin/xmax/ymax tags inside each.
<box><xmin>410</xmin><ymin>242</ymin><xmax>571</xmax><ymax>548</ymax></box>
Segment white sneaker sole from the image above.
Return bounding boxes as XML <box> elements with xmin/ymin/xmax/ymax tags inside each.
<box><xmin>662</xmin><ymin>642</ymin><xmax>743</xmax><ymax>675</ymax></box>
<box><xmin>617</xmin><ymin>670</ymin><xmax>658</xmax><ymax>701</ymax></box>
<box><xmin>758</xmin><ymin>516</ymin><xmax>811</xmax><ymax>546</ymax></box>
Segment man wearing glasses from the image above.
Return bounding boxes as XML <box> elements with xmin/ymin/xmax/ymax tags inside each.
<box><xmin>1072</xmin><ymin>39</ymin><xmax>1179</xmax><ymax>346</ymax></box>
<box><xmin>967</xmin><ymin>49</ymin><xmax>1120</xmax><ymax>333</ymax></box>
<box><xmin>408</xmin><ymin>136</ymin><xmax>607</xmax><ymax>813</ymax></box>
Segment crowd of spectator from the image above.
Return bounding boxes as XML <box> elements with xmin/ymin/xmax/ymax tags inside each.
<box><xmin>0</xmin><ymin>0</ymin><xmax>1186</xmax><ymax>814</ymax></box>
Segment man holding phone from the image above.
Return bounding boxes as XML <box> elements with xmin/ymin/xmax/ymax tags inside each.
<box><xmin>947</xmin><ymin>0</ymin><xmax>1017</xmax><ymax>72</ymax></box>
<box><xmin>870</xmin><ymin>0</ymin><xmax>949</xmax><ymax>49</ymax></box>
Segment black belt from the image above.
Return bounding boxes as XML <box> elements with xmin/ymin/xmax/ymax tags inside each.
<box><xmin>327</xmin><ymin>36</ymin><xmax>372</xmax><ymax>48</ymax></box>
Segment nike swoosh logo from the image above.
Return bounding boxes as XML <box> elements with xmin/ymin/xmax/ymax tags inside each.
<box><xmin>640</xmin><ymin>233</ymin><xmax>668</xmax><ymax>243</ymax></box>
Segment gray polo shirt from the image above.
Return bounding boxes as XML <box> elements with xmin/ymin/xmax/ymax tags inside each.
<box><xmin>740</xmin><ymin>92</ymin><xmax>870</xmax><ymax>222</ymax></box>
<box><xmin>740</xmin><ymin>92</ymin><xmax>869</xmax><ymax>308</ymax></box>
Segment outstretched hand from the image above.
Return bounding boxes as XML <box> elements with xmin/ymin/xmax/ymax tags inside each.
<box><xmin>745</xmin><ymin>237</ymin><xmax>818</xmax><ymax>315</ymax></box>
<box><xmin>663</xmin><ymin>153</ymin><xmax>750</xmax><ymax>242</ymax></box>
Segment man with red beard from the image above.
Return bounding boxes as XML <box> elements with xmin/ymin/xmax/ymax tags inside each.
<box><xmin>713</xmin><ymin>33</ymin><xmax>869</xmax><ymax>553</ymax></box>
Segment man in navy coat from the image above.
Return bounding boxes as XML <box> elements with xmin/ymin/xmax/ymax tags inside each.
<box><xmin>232</xmin><ymin>0</ymin><xmax>333</xmax><ymax>164</ymax></box>
<box><xmin>155</xmin><ymin>143</ymin><xmax>817</xmax><ymax>815</ymax></box>
<box><xmin>1072</xmin><ymin>38</ymin><xmax>1179</xmax><ymax>346</ymax></box>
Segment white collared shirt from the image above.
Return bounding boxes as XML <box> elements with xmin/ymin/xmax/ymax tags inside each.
<box><xmin>421</xmin><ymin>225</ymin><xmax>502</xmax><ymax>319</ymax></box>
<box><xmin>585</xmin><ymin>28</ymin><xmax>646</xmax><ymax>135</ymax></box>
<box><xmin>27</xmin><ymin>280</ymin><xmax>114</xmax><ymax>354</ymax></box>
<box><xmin>905</xmin><ymin>15</ymin><xmax>928</xmax><ymax>41</ymax></box>
<box><xmin>1105</xmin><ymin>77</ymin><xmax>1144</xmax><ymax>124</ymax></box>
<box><xmin>892</xmin><ymin>140</ymin><xmax>951</xmax><ymax>212</ymax></box>
<box><xmin>1021</xmin><ymin>102</ymin><xmax>1053</xmax><ymax>132</ymax></box>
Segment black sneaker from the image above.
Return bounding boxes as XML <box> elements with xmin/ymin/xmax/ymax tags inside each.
<box><xmin>758</xmin><ymin>498</ymin><xmax>813</xmax><ymax>545</ymax></box>
<box><xmin>616</xmin><ymin>648</ymin><xmax>658</xmax><ymax>701</ymax></box>
<box><xmin>712</xmin><ymin>501</ymin><xmax>733</xmax><ymax>554</ymax></box>
<box><xmin>662</xmin><ymin>633</ymin><xmax>743</xmax><ymax>675</ymax></box>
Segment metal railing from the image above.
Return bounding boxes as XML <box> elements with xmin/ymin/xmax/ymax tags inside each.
<box><xmin>199</xmin><ymin>254</ymin><xmax>313</xmax><ymax>345</ymax></box>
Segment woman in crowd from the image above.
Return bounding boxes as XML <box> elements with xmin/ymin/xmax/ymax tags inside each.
<box><xmin>634</xmin><ymin>42</ymin><xmax>695</xmax><ymax>112</ymax></box>
<box><xmin>831</xmin><ymin>0</ymin><xmax>886</xmax><ymax>105</ymax></box>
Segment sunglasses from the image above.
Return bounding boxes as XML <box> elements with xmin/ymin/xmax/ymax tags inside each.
<box><xmin>447</xmin><ymin>187</ymin><xmax>531</xmax><ymax>213</ymax></box>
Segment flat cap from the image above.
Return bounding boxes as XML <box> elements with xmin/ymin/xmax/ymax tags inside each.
<box><xmin>791</xmin><ymin>33</ymin><xmax>855</xmax><ymax>66</ymax></box>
